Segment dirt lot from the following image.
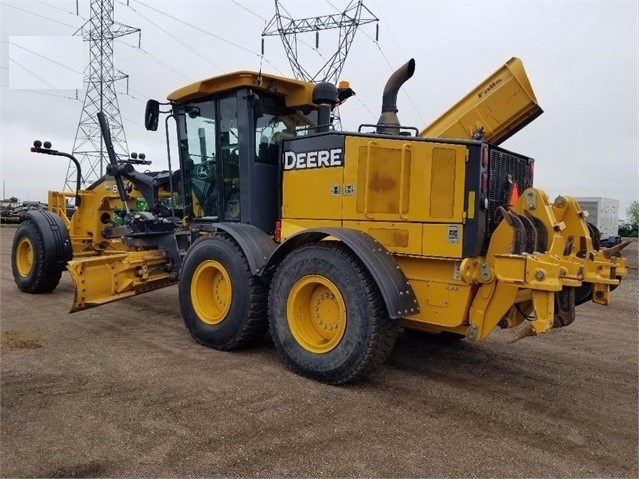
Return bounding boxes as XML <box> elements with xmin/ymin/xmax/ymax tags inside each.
<box><xmin>0</xmin><ymin>225</ymin><xmax>637</xmax><ymax>478</ymax></box>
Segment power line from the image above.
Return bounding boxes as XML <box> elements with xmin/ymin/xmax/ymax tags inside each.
<box><xmin>230</xmin><ymin>0</ymin><xmax>267</xmax><ymax>22</ymax></box>
<box><xmin>354</xmin><ymin>93</ymin><xmax>375</xmax><ymax>117</ymax></box>
<box><xmin>126</xmin><ymin>85</ymin><xmax>148</xmax><ymax>98</ymax></box>
<box><xmin>120</xmin><ymin>0</ymin><xmax>223</xmax><ymax>72</ymax></box>
<box><xmin>370</xmin><ymin>0</ymin><xmax>426</xmax><ymax>125</ymax></box>
<box><xmin>2</xmin><ymin>3</ymin><xmax>77</xmax><ymax>28</ymax></box>
<box><xmin>40</xmin><ymin>0</ymin><xmax>84</xmax><ymax>18</ymax></box>
<box><xmin>9</xmin><ymin>58</ymin><xmax>55</xmax><ymax>88</ymax></box>
<box><xmin>121</xmin><ymin>115</ymin><xmax>145</xmax><ymax>128</ymax></box>
<box><xmin>2</xmin><ymin>40</ymin><xmax>83</xmax><ymax>75</ymax></box>
<box><xmin>0</xmin><ymin>83</ymin><xmax>79</xmax><ymax>101</ymax></box>
<box><xmin>119</xmin><ymin>92</ymin><xmax>145</xmax><ymax>104</ymax></box>
<box><xmin>128</xmin><ymin>0</ymin><xmax>286</xmax><ymax>75</ymax></box>
<box><xmin>133</xmin><ymin>1</ymin><xmax>255</xmax><ymax>57</ymax></box>
<box><xmin>192</xmin><ymin>3</ymin><xmax>267</xmax><ymax>56</ymax></box>
<box><xmin>325</xmin><ymin>0</ymin><xmax>341</xmax><ymax>13</ymax></box>
<box><xmin>360</xmin><ymin>28</ymin><xmax>392</xmax><ymax>68</ymax></box>
<box><xmin>119</xmin><ymin>41</ymin><xmax>193</xmax><ymax>82</ymax></box>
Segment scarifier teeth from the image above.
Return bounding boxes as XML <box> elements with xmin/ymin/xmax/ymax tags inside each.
<box><xmin>506</xmin><ymin>322</ymin><xmax>536</xmax><ymax>343</ymax></box>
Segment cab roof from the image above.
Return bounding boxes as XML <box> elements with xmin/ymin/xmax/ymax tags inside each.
<box><xmin>167</xmin><ymin>70</ymin><xmax>317</xmax><ymax>109</ymax></box>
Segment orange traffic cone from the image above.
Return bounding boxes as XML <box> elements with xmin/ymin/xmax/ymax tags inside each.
<box><xmin>506</xmin><ymin>181</ymin><xmax>520</xmax><ymax>209</ymax></box>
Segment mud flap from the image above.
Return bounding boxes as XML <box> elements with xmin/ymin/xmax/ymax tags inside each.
<box><xmin>264</xmin><ymin>228</ymin><xmax>419</xmax><ymax>320</ymax></box>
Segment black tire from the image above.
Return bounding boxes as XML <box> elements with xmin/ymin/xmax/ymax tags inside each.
<box><xmin>574</xmin><ymin>282</ymin><xmax>593</xmax><ymax>306</ymax></box>
<box><xmin>179</xmin><ymin>234</ymin><xmax>268</xmax><ymax>350</ymax></box>
<box><xmin>11</xmin><ymin>218</ymin><xmax>63</xmax><ymax>293</ymax></box>
<box><xmin>268</xmin><ymin>242</ymin><xmax>399</xmax><ymax>385</ymax></box>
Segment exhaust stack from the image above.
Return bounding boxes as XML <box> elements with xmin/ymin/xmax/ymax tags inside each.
<box><xmin>376</xmin><ymin>58</ymin><xmax>415</xmax><ymax>134</ymax></box>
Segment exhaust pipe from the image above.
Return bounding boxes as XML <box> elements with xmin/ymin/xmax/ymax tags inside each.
<box><xmin>377</xmin><ymin>58</ymin><xmax>416</xmax><ymax>134</ymax></box>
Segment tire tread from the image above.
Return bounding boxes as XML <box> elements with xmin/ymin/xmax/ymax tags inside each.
<box><xmin>182</xmin><ymin>234</ymin><xmax>268</xmax><ymax>350</ymax></box>
<box><xmin>12</xmin><ymin>219</ymin><xmax>62</xmax><ymax>294</ymax></box>
<box><xmin>269</xmin><ymin>241</ymin><xmax>398</xmax><ymax>384</ymax></box>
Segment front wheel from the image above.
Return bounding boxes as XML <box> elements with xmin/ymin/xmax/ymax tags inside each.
<box><xmin>11</xmin><ymin>219</ymin><xmax>63</xmax><ymax>293</ymax></box>
<box><xmin>268</xmin><ymin>242</ymin><xmax>398</xmax><ymax>384</ymax></box>
<box><xmin>179</xmin><ymin>235</ymin><xmax>268</xmax><ymax>350</ymax></box>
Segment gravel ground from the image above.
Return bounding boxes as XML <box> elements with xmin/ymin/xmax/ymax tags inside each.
<box><xmin>0</xmin><ymin>226</ymin><xmax>637</xmax><ymax>478</ymax></box>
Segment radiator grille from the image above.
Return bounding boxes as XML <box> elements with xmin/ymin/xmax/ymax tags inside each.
<box><xmin>487</xmin><ymin>148</ymin><xmax>532</xmax><ymax>233</ymax></box>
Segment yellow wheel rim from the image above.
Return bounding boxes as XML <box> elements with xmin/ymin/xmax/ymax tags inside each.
<box><xmin>287</xmin><ymin>275</ymin><xmax>347</xmax><ymax>354</ymax></box>
<box><xmin>191</xmin><ymin>260</ymin><xmax>232</xmax><ymax>325</ymax></box>
<box><xmin>16</xmin><ymin>237</ymin><xmax>34</xmax><ymax>278</ymax></box>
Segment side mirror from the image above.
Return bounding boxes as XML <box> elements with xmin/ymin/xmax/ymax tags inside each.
<box><xmin>144</xmin><ymin>99</ymin><xmax>160</xmax><ymax>131</ymax></box>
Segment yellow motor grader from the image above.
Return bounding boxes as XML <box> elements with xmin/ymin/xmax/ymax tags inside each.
<box><xmin>11</xmin><ymin>58</ymin><xmax>629</xmax><ymax>384</ymax></box>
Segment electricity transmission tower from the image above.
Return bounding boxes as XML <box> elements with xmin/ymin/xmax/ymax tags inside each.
<box><xmin>262</xmin><ymin>0</ymin><xmax>377</xmax><ymax>129</ymax></box>
<box><xmin>65</xmin><ymin>0</ymin><xmax>140</xmax><ymax>191</ymax></box>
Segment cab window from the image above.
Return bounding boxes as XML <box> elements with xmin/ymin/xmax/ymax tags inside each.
<box><xmin>219</xmin><ymin>96</ymin><xmax>240</xmax><ymax>221</ymax></box>
<box><xmin>254</xmin><ymin>94</ymin><xmax>317</xmax><ymax>164</ymax></box>
<box><xmin>178</xmin><ymin>95</ymin><xmax>240</xmax><ymax>220</ymax></box>
<box><xmin>183</xmin><ymin>101</ymin><xmax>217</xmax><ymax>217</ymax></box>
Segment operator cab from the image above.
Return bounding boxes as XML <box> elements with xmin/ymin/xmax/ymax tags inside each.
<box><xmin>149</xmin><ymin>71</ymin><xmax>321</xmax><ymax>234</ymax></box>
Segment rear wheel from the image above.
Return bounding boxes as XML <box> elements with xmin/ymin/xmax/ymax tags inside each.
<box><xmin>11</xmin><ymin>219</ymin><xmax>63</xmax><ymax>293</ymax></box>
<box><xmin>179</xmin><ymin>235</ymin><xmax>268</xmax><ymax>350</ymax></box>
<box><xmin>268</xmin><ymin>242</ymin><xmax>398</xmax><ymax>384</ymax></box>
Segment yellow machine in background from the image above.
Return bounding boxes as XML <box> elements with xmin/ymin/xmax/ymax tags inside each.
<box><xmin>11</xmin><ymin>57</ymin><xmax>629</xmax><ymax>384</ymax></box>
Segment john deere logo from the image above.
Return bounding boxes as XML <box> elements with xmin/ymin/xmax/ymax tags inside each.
<box><xmin>478</xmin><ymin>78</ymin><xmax>502</xmax><ymax>98</ymax></box>
<box><xmin>283</xmin><ymin>148</ymin><xmax>344</xmax><ymax>171</ymax></box>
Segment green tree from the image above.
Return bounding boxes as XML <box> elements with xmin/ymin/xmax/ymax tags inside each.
<box><xmin>627</xmin><ymin>200</ymin><xmax>639</xmax><ymax>227</ymax></box>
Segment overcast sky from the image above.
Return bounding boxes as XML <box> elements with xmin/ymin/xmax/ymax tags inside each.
<box><xmin>0</xmin><ymin>0</ymin><xmax>637</xmax><ymax>219</ymax></box>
